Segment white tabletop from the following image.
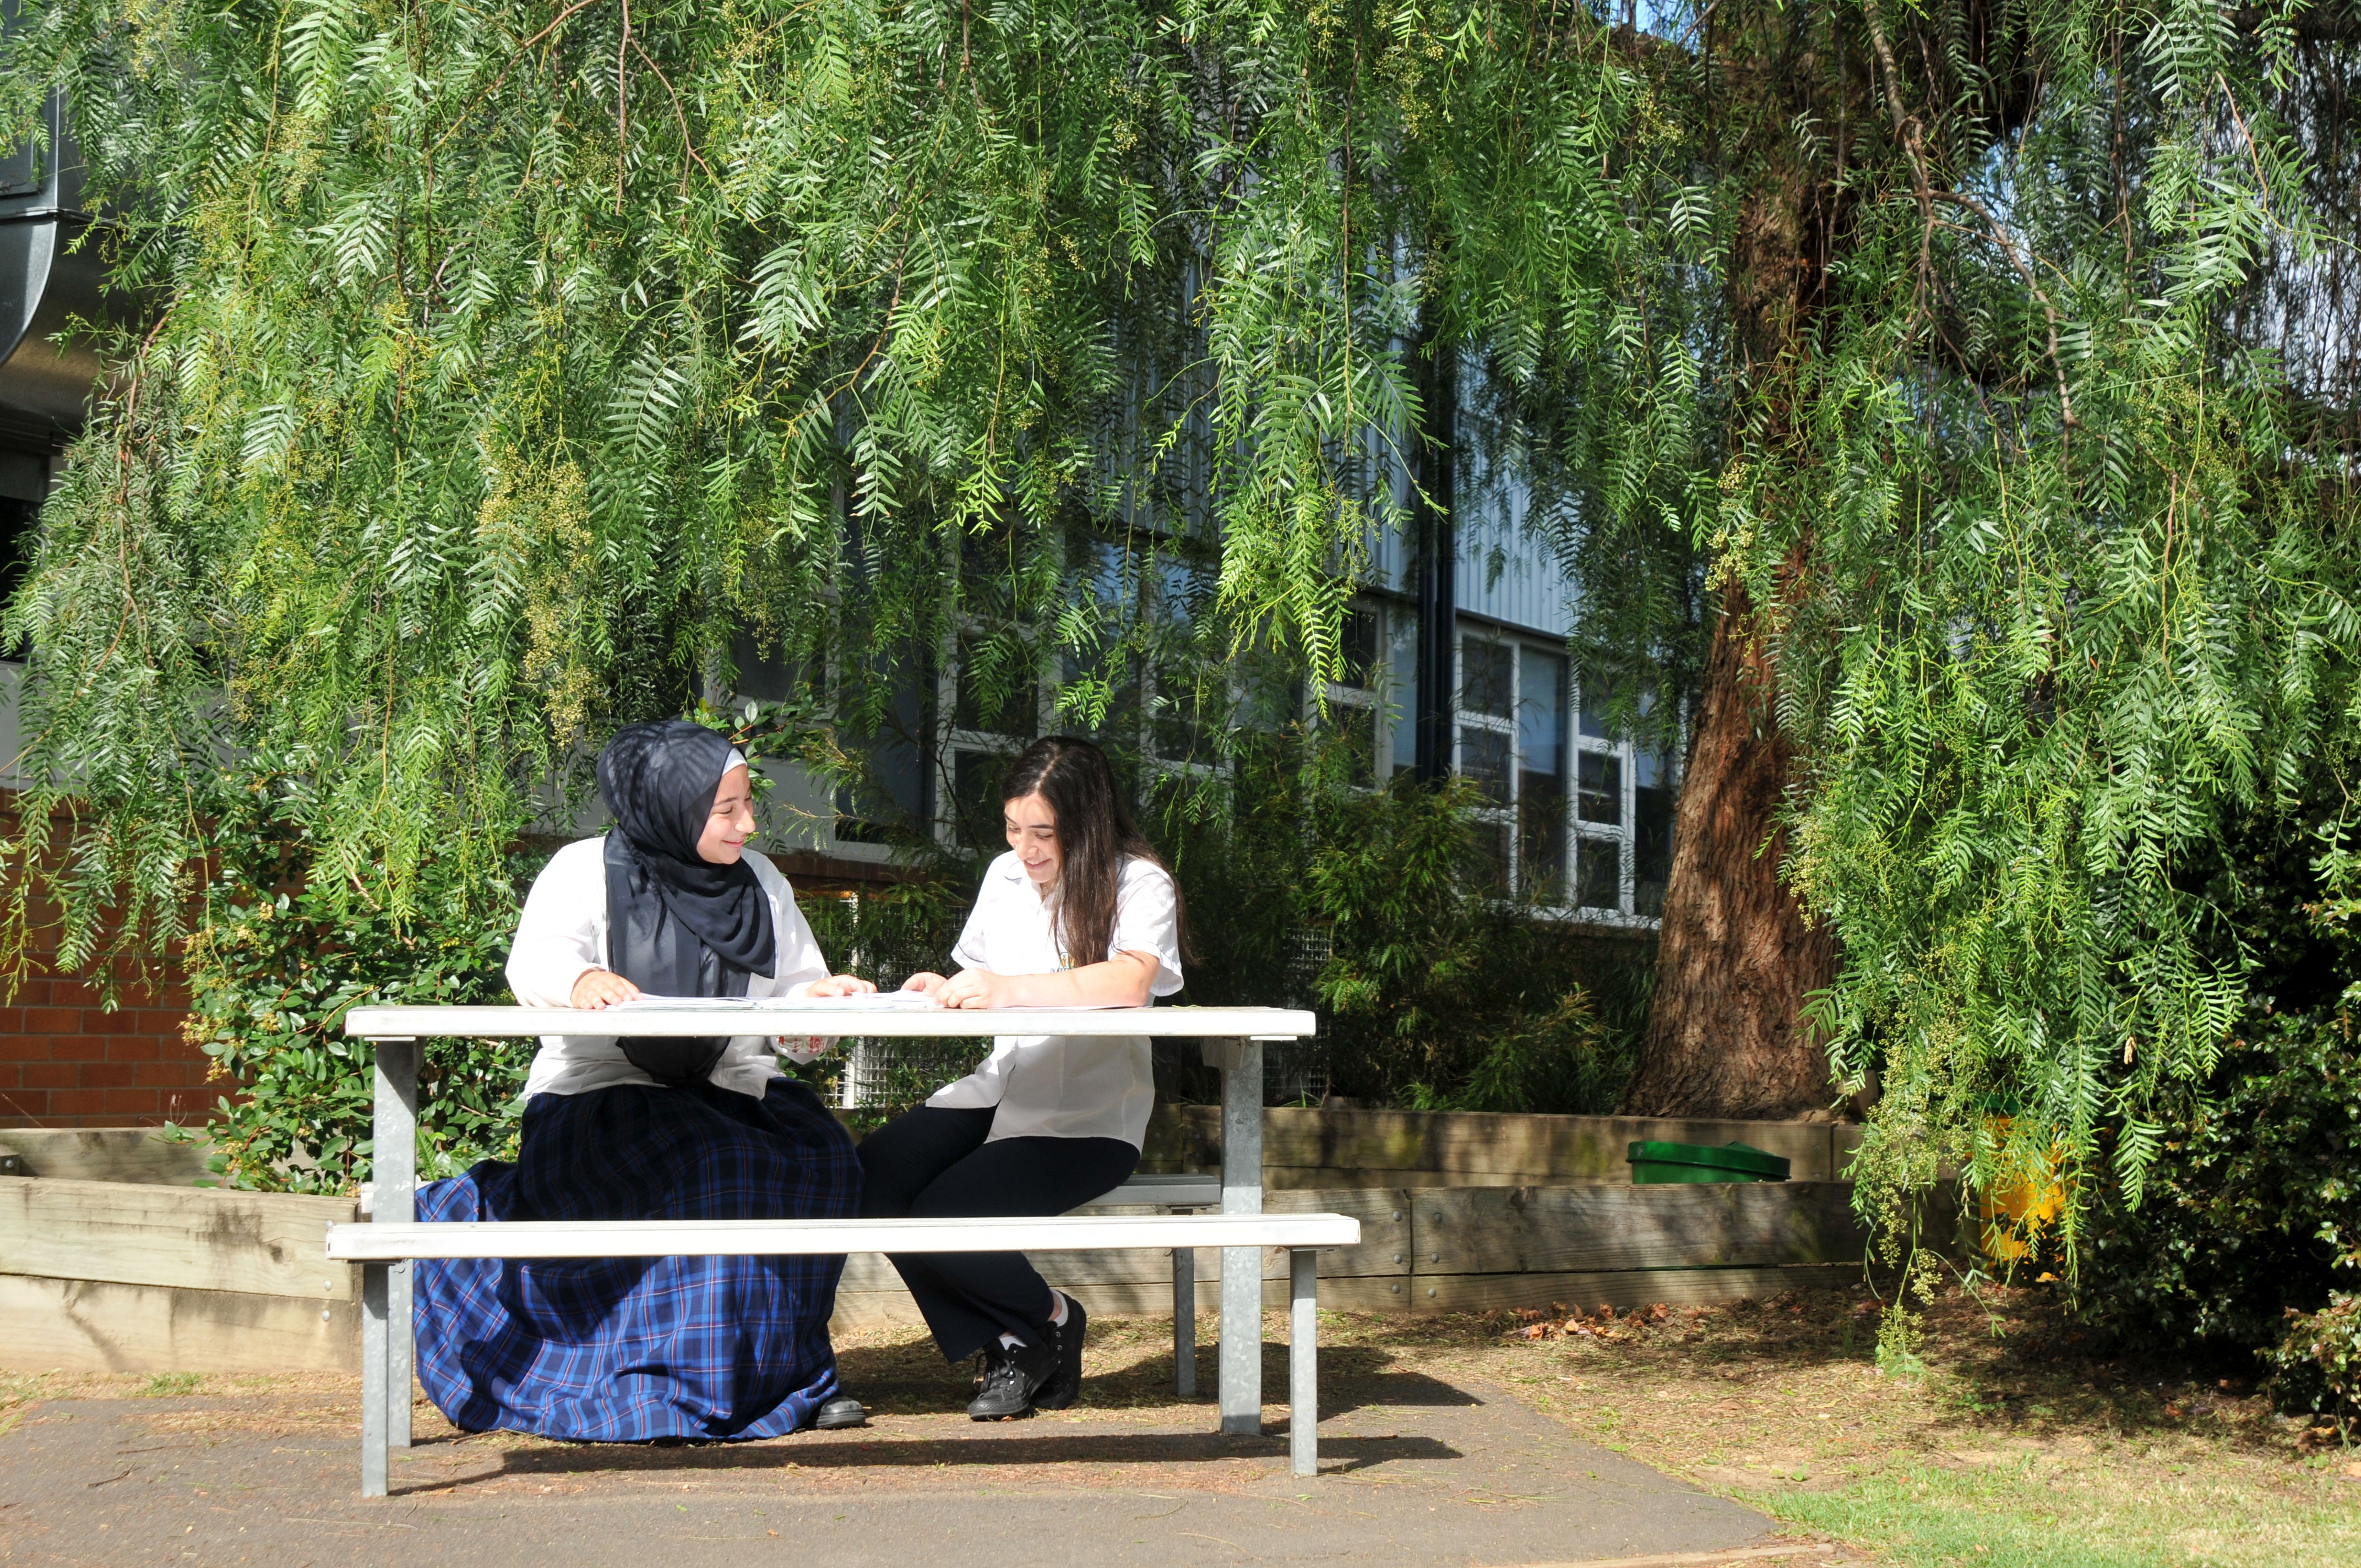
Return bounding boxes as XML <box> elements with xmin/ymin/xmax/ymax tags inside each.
<box><xmin>342</xmin><ymin>1004</ymin><xmax>1318</xmax><ymax>1040</ymax></box>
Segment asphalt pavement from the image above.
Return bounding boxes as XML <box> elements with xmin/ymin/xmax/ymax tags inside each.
<box><xmin>2</xmin><ymin>1359</ymin><xmax>1800</xmax><ymax>1566</ymax></box>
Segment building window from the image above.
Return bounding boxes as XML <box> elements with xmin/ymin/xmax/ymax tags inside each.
<box><xmin>1437</xmin><ymin>620</ymin><xmax>1678</xmax><ymax>923</ymax></box>
<box><xmin>1565</xmin><ymin>674</ymin><xmax>1679</xmax><ymax>921</ymax></box>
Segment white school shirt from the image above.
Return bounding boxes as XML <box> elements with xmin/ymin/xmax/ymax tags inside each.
<box><xmin>505</xmin><ymin>836</ymin><xmax>833</xmax><ymax>1100</ymax></box>
<box><xmin>924</xmin><ymin>851</ymin><xmax>1185</xmax><ymax>1147</ymax></box>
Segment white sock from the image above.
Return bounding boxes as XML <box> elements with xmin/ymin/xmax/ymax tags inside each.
<box><xmin>998</xmin><ymin>1332</ymin><xmax>1025</xmax><ymax>1352</ymax></box>
<box><xmin>1047</xmin><ymin>1290</ymin><xmax>1069</xmax><ymax>1328</ymax></box>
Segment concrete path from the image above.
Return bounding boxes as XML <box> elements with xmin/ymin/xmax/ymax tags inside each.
<box><xmin>1</xmin><ymin>1360</ymin><xmax>1803</xmax><ymax>1567</ymax></box>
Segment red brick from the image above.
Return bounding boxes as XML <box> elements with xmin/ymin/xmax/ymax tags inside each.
<box><xmin>0</xmin><ymin>1094</ymin><xmax>48</xmax><ymax>1121</ymax></box>
<box><xmin>135</xmin><ymin>1060</ymin><xmax>205</xmax><ymax>1088</ymax></box>
<box><xmin>79</xmin><ymin>1008</ymin><xmax>139</xmax><ymax>1035</ymax></box>
<box><xmin>0</xmin><ymin>1036</ymin><xmax>48</xmax><ymax>1061</ymax></box>
<box><xmin>20</xmin><ymin>1062</ymin><xmax>75</xmax><ymax>1089</ymax></box>
<box><xmin>105</xmin><ymin>1036</ymin><xmax>163</xmax><ymax>1061</ymax></box>
<box><xmin>41</xmin><ymin>1035</ymin><xmax>101</xmax><ymax>1065</ymax></box>
<box><xmin>77</xmin><ymin>1061</ymin><xmax>135</xmax><ymax>1088</ymax></box>
<box><xmin>8</xmin><ymin>980</ymin><xmax>50</xmax><ymax>1005</ymax></box>
<box><xmin>46</xmin><ymin>1089</ymin><xmax>102</xmax><ymax>1115</ymax></box>
<box><xmin>21</xmin><ymin>1007</ymin><xmax>80</xmax><ymax>1035</ymax></box>
<box><xmin>100</xmin><ymin>1087</ymin><xmax>161</xmax><ymax>1115</ymax></box>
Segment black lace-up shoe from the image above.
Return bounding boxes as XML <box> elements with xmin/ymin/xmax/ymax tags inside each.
<box><xmin>813</xmin><ymin>1394</ymin><xmax>867</xmax><ymax>1430</ymax></box>
<box><xmin>966</xmin><ymin>1338</ymin><xmax>1057</xmax><ymax>1420</ymax></box>
<box><xmin>1034</xmin><ymin>1293</ymin><xmax>1088</xmax><ymax>1411</ymax></box>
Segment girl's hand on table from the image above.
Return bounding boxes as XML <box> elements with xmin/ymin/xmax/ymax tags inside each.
<box><xmin>900</xmin><ymin>972</ymin><xmax>948</xmax><ymax>997</ymax></box>
<box><xmin>935</xmin><ymin>968</ymin><xmax>1017</xmax><ymax>1010</ymax></box>
<box><xmin>569</xmin><ymin>968</ymin><xmax>643</xmax><ymax>1010</ymax></box>
<box><xmin>803</xmin><ymin>974</ymin><xmax>877</xmax><ymax>998</ymax></box>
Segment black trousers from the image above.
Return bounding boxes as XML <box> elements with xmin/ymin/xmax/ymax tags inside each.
<box><xmin>857</xmin><ymin>1106</ymin><xmax>1138</xmax><ymax>1363</ymax></box>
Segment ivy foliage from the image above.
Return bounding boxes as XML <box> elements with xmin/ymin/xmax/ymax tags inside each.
<box><xmin>0</xmin><ymin>0</ymin><xmax>2354</xmax><ymax>1256</ymax></box>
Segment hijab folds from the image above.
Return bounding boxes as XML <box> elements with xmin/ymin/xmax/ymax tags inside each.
<box><xmin>595</xmin><ymin>719</ymin><xmax>777</xmax><ymax>1086</ymax></box>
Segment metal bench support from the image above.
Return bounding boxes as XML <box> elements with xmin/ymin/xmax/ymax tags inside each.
<box><xmin>1211</xmin><ymin>1036</ymin><xmax>1264</xmax><ymax>1436</ymax></box>
<box><xmin>1172</xmin><ymin>1247</ymin><xmax>1196</xmax><ymax>1397</ymax></box>
<box><xmin>361</xmin><ymin>1036</ymin><xmax>418</xmax><ymax>1499</ymax></box>
<box><xmin>1290</xmin><ymin>1246</ymin><xmax>1318</xmax><ymax>1477</ymax></box>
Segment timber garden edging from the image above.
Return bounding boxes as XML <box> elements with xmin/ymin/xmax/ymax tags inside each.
<box><xmin>0</xmin><ymin>1115</ymin><xmax>1879</xmax><ymax>1374</ymax></box>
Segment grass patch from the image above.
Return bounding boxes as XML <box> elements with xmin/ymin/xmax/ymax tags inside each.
<box><xmin>135</xmin><ymin>1371</ymin><xmax>205</xmax><ymax>1398</ymax></box>
<box><xmin>1275</xmin><ymin>1282</ymin><xmax>2361</xmax><ymax>1567</ymax></box>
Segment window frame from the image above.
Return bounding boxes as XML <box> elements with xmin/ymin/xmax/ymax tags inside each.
<box><xmin>1332</xmin><ymin>598</ymin><xmax>1675</xmax><ymax>929</ymax></box>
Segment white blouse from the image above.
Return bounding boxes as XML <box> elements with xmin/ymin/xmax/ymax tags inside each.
<box><xmin>924</xmin><ymin>851</ymin><xmax>1185</xmax><ymax>1146</ymax></box>
<box><xmin>505</xmin><ymin>837</ymin><xmax>833</xmax><ymax>1099</ymax></box>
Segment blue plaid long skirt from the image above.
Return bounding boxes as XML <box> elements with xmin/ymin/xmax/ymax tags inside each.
<box><xmin>412</xmin><ymin>1074</ymin><xmax>862</xmax><ymax>1441</ymax></box>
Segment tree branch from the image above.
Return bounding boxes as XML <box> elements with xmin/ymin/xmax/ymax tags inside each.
<box><xmin>1863</xmin><ymin>0</ymin><xmax>2079</xmax><ymax>431</ymax></box>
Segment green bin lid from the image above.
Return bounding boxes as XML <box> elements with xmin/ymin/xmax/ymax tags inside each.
<box><xmin>1625</xmin><ymin>1139</ymin><xmax>1792</xmax><ymax>1180</ymax></box>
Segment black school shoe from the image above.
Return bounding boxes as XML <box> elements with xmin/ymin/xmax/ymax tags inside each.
<box><xmin>1033</xmin><ymin>1293</ymin><xmax>1088</xmax><ymax>1411</ymax></box>
<box><xmin>813</xmin><ymin>1394</ymin><xmax>867</xmax><ymax>1430</ymax></box>
<box><xmin>967</xmin><ymin>1336</ymin><xmax>1059</xmax><ymax>1420</ymax></box>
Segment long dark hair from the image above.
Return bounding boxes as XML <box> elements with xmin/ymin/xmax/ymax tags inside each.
<box><xmin>1001</xmin><ymin>736</ymin><xmax>1191</xmax><ymax>971</ymax></box>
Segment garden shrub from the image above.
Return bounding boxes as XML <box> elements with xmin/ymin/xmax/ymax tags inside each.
<box><xmin>1155</xmin><ymin>742</ymin><xmax>1641</xmax><ymax>1113</ymax></box>
<box><xmin>2062</xmin><ymin>800</ymin><xmax>2361</xmax><ymax>1392</ymax></box>
<box><xmin>183</xmin><ymin>771</ymin><xmax>537</xmax><ymax>1193</ymax></box>
<box><xmin>2069</xmin><ymin>1005</ymin><xmax>2361</xmax><ymax>1358</ymax></box>
<box><xmin>2265</xmin><ymin>1291</ymin><xmax>2361</xmax><ymax>1438</ymax></box>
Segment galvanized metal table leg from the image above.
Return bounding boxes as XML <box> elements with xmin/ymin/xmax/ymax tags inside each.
<box><xmin>1209</xmin><ymin>1036</ymin><xmax>1263</xmax><ymax>1437</ymax></box>
<box><xmin>371</xmin><ymin>1038</ymin><xmax>420</xmax><ymax>1454</ymax></box>
<box><xmin>360</xmin><ymin>1261</ymin><xmax>388</xmax><ymax>1498</ymax></box>
<box><xmin>1172</xmin><ymin>1246</ymin><xmax>1196</xmax><ymax>1397</ymax></box>
<box><xmin>1290</xmin><ymin>1247</ymin><xmax>1318</xmax><ymax>1478</ymax></box>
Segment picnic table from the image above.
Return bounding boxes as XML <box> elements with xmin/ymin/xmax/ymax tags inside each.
<box><xmin>336</xmin><ymin>1004</ymin><xmax>1335</xmax><ymax>1494</ymax></box>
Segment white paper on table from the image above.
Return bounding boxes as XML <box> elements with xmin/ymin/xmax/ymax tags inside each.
<box><xmin>605</xmin><ymin>992</ymin><xmax>944</xmax><ymax>1014</ymax></box>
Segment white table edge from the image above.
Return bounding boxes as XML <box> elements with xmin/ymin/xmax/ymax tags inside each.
<box><xmin>341</xmin><ymin>1004</ymin><xmax>1318</xmax><ymax>1039</ymax></box>
<box><xmin>326</xmin><ymin>1212</ymin><xmax>1364</xmax><ymax>1260</ymax></box>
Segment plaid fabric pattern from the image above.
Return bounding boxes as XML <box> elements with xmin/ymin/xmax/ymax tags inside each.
<box><xmin>413</xmin><ymin>1074</ymin><xmax>861</xmax><ymax>1441</ymax></box>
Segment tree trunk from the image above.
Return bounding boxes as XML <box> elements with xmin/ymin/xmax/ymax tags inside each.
<box><xmin>1620</xmin><ymin>579</ymin><xmax>1836</xmax><ymax>1118</ymax></box>
<box><xmin>1616</xmin><ymin>19</ymin><xmax>1859</xmax><ymax>1120</ymax></box>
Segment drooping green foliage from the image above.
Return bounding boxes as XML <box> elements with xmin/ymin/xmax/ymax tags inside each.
<box><xmin>0</xmin><ymin>0</ymin><xmax>2355</xmax><ymax>1260</ymax></box>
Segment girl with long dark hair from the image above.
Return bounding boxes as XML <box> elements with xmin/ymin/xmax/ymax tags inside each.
<box><xmin>859</xmin><ymin>734</ymin><xmax>1189</xmax><ymax>1419</ymax></box>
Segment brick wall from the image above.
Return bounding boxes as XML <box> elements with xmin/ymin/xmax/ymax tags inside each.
<box><xmin>0</xmin><ymin>956</ymin><xmax>210</xmax><ymax>1128</ymax></box>
<box><xmin>0</xmin><ymin>838</ymin><xmax>897</xmax><ymax>1131</ymax></box>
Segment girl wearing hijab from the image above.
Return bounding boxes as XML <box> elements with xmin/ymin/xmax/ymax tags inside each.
<box><xmin>859</xmin><ymin>735</ymin><xmax>1188</xmax><ymax>1420</ymax></box>
<box><xmin>411</xmin><ymin>718</ymin><xmax>872</xmax><ymax>1441</ymax></box>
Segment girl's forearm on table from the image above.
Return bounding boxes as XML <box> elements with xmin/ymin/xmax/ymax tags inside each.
<box><xmin>982</xmin><ymin>953</ymin><xmax>1158</xmax><ymax>1008</ymax></box>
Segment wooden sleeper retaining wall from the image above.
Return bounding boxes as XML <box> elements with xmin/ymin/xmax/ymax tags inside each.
<box><xmin>0</xmin><ymin>1120</ymin><xmax>1884</xmax><ymax>1371</ymax></box>
<box><xmin>1138</xmin><ymin>1106</ymin><xmax>1865</xmax><ymax>1190</ymax></box>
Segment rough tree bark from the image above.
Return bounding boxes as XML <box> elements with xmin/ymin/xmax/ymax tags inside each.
<box><xmin>1619</xmin><ymin>30</ymin><xmax>1847</xmax><ymax>1119</ymax></box>
<box><xmin>1619</xmin><ymin>579</ymin><xmax>1837</xmax><ymax>1118</ymax></box>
